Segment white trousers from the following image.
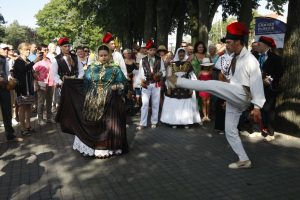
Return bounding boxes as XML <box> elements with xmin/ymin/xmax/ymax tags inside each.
<box><xmin>177</xmin><ymin>79</ymin><xmax>250</xmax><ymax>161</ymax></box>
<box><xmin>140</xmin><ymin>84</ymin><xmax>161</xmax><ymax>126</ymax></box>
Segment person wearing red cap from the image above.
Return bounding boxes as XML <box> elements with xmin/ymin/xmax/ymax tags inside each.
<box><xmin>136</xmin><ymin>39</ymin><xmax>166</xmax><ymax>130</ymax></box>
<box><xmin>102</xmin><ymin>32</ymin><xmax>128</xmax><ymax>79</ymax></box>
<box><xmin>51</xmin><ymin>37</ymin><xmax>84</xmax><ymax>89</ymax></box>
<box><xmin>168</xmin><ymin>22</ymin><xmax>266</xmax><ymax>169</ymax></box>
<box><xmin>256</xmin><ymin>36</ymin><xmax>283</xmax><ymax>141</ymax></box>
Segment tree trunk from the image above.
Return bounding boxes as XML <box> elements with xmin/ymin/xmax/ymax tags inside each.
<box><xmin>176</xmin><ymin>17</ymin><xmax>184</xmax><ymax>52</ymax></box>
<box><xmin>186</xmin><ymin>0</ymin><xmax>199</xmax><ymax>45</ymax></box>
<box><xmin>143</xmin><ymin>0</ymin><xmax>155</xmax><ymax>41</ymax></box>
<box><xmin>238</xmin><ymin>0</ymin><xmax>253</xmax><ymax>47</ymax></box>
<box><xmin>275</xmin><ymin>0</ymin><xmax>300</xmax><ymax>133</ymax></box>
<box><xmin>198</xmin><ymin>0</ymin><xmax>220</xmax><ymax>46</ymax></box>
<box><xmin>156</xmin><ymin>0</ymin><xmax>173</xmax><ymax>47</ymax></box>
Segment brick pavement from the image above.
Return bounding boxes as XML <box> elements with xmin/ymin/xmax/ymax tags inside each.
<box><xmin>1</xmin><ymin>116</ymin><xmax>300</xmax><ymax>200</ymax></box>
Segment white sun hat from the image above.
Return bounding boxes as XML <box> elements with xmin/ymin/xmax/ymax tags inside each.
<box><xmin>200</xmin><ymin>58</ymin><xmax>214</xmax><ymax>66</ymax></box>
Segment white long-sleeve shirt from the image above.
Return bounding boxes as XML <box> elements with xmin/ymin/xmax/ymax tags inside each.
<box><xmin>137</xmin><ymin>56</ymin><xmax>166</xmax><ymax>84</ymax></box>
<box><xmin>51</xmin><ymin>55</ymin><xmax>84</xmax><ymax>85</ymax></box>
<box><xmin>112</xmin><ymin>51</ymin><xmax>127</xmax><ymax>78</ymax></box>
<box><xmin>230</xmin><ymin>47</ymin><xmax>265</xmax><ymax>108</ymax></box>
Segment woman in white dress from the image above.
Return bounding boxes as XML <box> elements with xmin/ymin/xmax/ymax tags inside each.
<box><xmin>160</xmin><ymin>48</ymin><xmax>201</xmax><ymax>128</ymax></box>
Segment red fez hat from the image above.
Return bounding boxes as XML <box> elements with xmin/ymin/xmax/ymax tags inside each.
<box><xmin>102</xmin><ymin>32</ymin><xmax>114</xmax><ymax>44</ymax></box>
<box><xmin>225</xmin><ymin>22</ymin><xmax>249</xmax><ymax>40</ymax></box>
<box><xmin>145</xmin><ymin>39</ymin><xmax>157</xmax><ymax>50</ymax></box>
<box><xmin>258</xmin><ymin>36</ymin><xmax>276</xmax><ymax>48</ymax></box>
<box><xmin>57</xmin><ymin>37</ymin><xmax>70</xmax><ymax>46</ymax></box>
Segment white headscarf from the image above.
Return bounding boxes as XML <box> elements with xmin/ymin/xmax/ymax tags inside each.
<box><xmin>172</xmin><ymin>48</ymin><xmax>188</xmax><ymax>62</ymax></box>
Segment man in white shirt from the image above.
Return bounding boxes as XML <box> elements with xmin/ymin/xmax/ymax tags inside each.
<box><xmin>136</xmin><ymin>39</ymin><xmax>166</xmax><ymax>130</ymax></box>
<box><xmin>168</xmin><ymin>22</ymin><xmax>265</xmax><ymax>169</ymax></box>
<box><xmin>51</xmin><ymin>37</ymin><xmax>84</xmax><ymax>87</ymax></box>
<box><xmin>102</xmin><ymin>32</ymin><xmax>128</xmax><ymax>79</ymax></box>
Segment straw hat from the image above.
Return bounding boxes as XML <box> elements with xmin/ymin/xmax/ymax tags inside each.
<box><xmin>157</xmin><ymin>45</ymin><xmax>167</xmax><ymax>52</ymax></box>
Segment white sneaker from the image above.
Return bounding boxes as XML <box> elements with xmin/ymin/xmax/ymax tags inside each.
<box><xmin>136</xmin><ymin>126</ymin><xmax>144</xmax><ymax>130</ymax></box>
<box><xmin>38</xmin><ymin>120</ymin><xmax>47</xmax><ymax>125</ymax></box>
<box><xmin>151</xmin><ymin>124</ymin><xmax>157</xmax><ymax>129</ymax></box>
<box><xmin>184</xmin><ymin>125</ymin><xmax>189</xmax><ymax>129</ymax></box>
<box><xmin>172</xmin><ymin>125</ymin><xmax>177</xmax><ymax>129</ymax></box>
<box><xmin>248</xmin><ymin>132</ymin><xmax>261</xmax><ymax>138</ymax></box>
<box><xmin>265</xmin><ymin>135</ymin><xmax>275</xmax><ymax>142</ymax></box>
<box><xmin>228</xmin><ymin>160</ymin><xmax>252</xmax><ymax>169</ymax></box>
<box><xmin>12</xmin><ymin>119</ymin><xmax>19</xmax><ymax>126</ymax></box>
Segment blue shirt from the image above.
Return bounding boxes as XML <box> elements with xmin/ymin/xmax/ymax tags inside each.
<box><xmin>28</xmin><ymin>53</ymin><xmax>37</xmax><ymax>62</ymax></box>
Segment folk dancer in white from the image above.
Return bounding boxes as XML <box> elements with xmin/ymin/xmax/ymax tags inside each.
<box><xmin>136</xmin><ymin>39</ymin><xmax>166</xmax><ymax>130</ymax></box>
<box><xmin>167</xmin><ymin>22</ymin><xmax>265</xmax><ymax>169</ymax></box>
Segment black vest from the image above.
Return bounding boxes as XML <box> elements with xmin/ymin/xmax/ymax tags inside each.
<box><xmin>0</xmin><ymin>55</ymin><xmax>7</xmax><ymax>79</ymax></box>
<box><xmin>55</xmin><ymin>54</ymin><xmax>78</xmax><ymax>79</ymax></box>
<box><xmin>142</xmin><ymin>56</ymin><xmax>161</xmax><ymax>83</ymax></box>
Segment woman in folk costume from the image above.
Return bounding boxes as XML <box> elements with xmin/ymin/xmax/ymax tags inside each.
<box><xmin>160</xmin><ymin>48</ymin><xmax>201</xmax><ymax>129</ymax></box>
<box><xmin>56</xmin><ymin>44</ymin><xmax>128</xmax><ymax>159</ymax></box>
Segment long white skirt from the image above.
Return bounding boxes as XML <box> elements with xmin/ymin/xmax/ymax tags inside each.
<box><xmin>73</xmin><ymin>136</ymin><xmax>122</xmax><ymax>157</ymax></box>
<box><xmin>160</xmin><ymin>92</ymin><xmax>201</xmax><ymax>125</ymax></box>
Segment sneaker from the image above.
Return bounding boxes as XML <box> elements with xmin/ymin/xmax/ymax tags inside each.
<box><xmin>184</xmin><ymin>125</ymin><xmax>189</xmax><ymax>129</ymax></box>
<box><xmin>218</xmin><ymin>131</ymin><xmax>225</xmax><ymax>135</ymax></box>
<box><xmin>151</xmin><ymin>124</ymin><xmax>157</xmax><ymax>129</ymax></box>
<box><xmin>12</xmin><ymin>119</ymin><xmax>19</xmax><ymax>126</ymax></box>
<box><xmin>136</xmin><ymin>126</ymin><xmax>144</xmax><ymax>131</ymax></box>
<box><xmin>228</xmin><ymin>160</ymin><xmax>252</xmax><ymax>169</ymax></box>
<box><xmin>248</xmin><ymin>132</ymin><xmax>261</xmax><ymax>138</ymax></box>
<box><xmin>265</xmin><ymin>135</ymin><xmax>275</xmax><ymax>142</ymax></box>
<box><xmin>7</xmin><ymin>136</ymin><xmax>23</xmax><ymax>142</ymax></box>
<box><xmin>21</xmin><ymin>130</ymin><xmax>31</xmax><ymax>136</ymax></box>
<box><xmin>46</xmin><ymin>119</ymin><xmax>56</xmax><ymax>124</ymax></box>
<box><xmin>172</xmin><ymin>125</ymin><xmax>177</xmax><ymax>129</ymax></box>
<box><xmin>38</xmin><ymin>120</ymin><xmax>47</xmax><ymax>125</ymax></box>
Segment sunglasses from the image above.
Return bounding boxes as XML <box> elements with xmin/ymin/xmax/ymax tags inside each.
<box><xmin>84</xmin><ymin>50</ymin><xmax>90</xmax><ymax>52</ymax></box>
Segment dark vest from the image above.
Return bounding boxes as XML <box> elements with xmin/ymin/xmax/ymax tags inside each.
<box><xmin>142</xmin><ymin>56</ymin><xmax>161</xmax><ymax>83</ymax></box>
<box><xmin>0</xmin><ymin>55</ymin><xmax>7</xmax><ymax>79</ymax></box>
<box><xmin>55</xmin><ymin>54</ymin><xmax>78</xmax><ymax>79</ymax></box>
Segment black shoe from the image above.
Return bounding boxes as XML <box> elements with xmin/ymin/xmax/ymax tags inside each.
<box><xmin>21</xmin><ymin>130</ymin><xmax>31</xmax><ymax>136</ymax></box>
<box><xmin>7</xmin><ymin>136</ymin><xmax>23</xmax><ymax>142</ymax></box>
<box><xmin>27</xmin><ymin>127</ymin><xmax>36</xmax><ymax>133</ymax></box>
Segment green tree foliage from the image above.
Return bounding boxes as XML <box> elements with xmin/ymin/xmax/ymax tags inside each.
<box><xmin>3</xmin><ymin>21</ymin><xmax>37</xmax><ymax>49</ymax></box>
<box><xmin>209</xmin><ymin>10</ymin><xmax>260</xmax><ymax>45</ymax></box>
<box><xmin>35</xmin><ymin>0</ymin><xmax>102</xmax><ymax>49</ymax></box>
<box><xmin>0</xmin><ymin>13</ymin><xmax>6</xmax><ymax>41</ymax></box>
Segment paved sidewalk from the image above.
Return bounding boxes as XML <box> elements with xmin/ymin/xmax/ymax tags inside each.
<box><xmin>1</xmin><ymin>116</ymin><xmax>300</xmax><ymax>200</ymax></box>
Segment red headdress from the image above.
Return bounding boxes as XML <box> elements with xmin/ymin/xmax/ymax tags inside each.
<box><xmin>258</xmin><ymin>36</ymin><xmax>276</xmax><ymax>48</ymax></box>
<box><xmin>102</xmin><ymin>32</ymin><xmax>114</xmax><ymax>44</ymax></box>
<box><xmin>145</xmin><ymin>39</ymin><xmax>157</xmax><ymax>50</ymax></box>
<box><xmin>225</xmin><ymin>22</ymin><xmax>249</xmax><ymax>40</ymax></box>
<box><xmin>57</xmin><ymin>37</ymin><xmax>70</xmax><ymax>46</ymax></box>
